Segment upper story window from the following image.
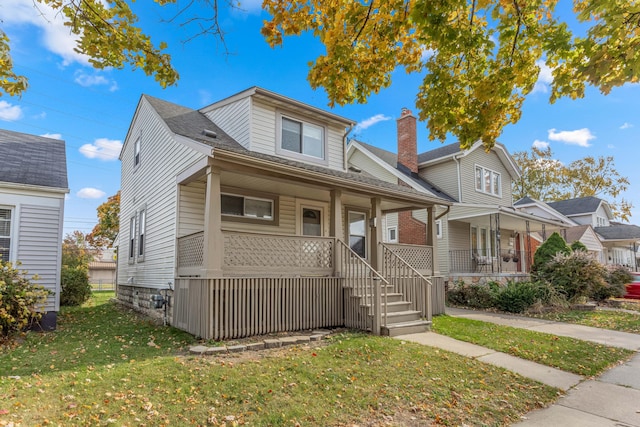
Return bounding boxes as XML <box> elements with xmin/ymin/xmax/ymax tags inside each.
<box><xmin>596</xmin><ymin>216</ymin><xmax>607</xmax><ymax>227</ymax></box>
<box><xmin>134</xmin><ymin>137</ymin><xmax>141</xmax><ymax>167</ymax></box>
<box><xmin>222</xmin><ymin>193</ymin><xmax>274</xmax><ymax>221</ymax></box>
<box><xmin>279</xmin><ymin>114</ymin><xmax>326</xmax><ymax>161</ymax></box>
<box><xmin>0</xmin><ymin>208</ymin><xmax>12</xmax><ymax>262</ymax></box>
<box><xmin>475</xmin><ymin>165</ymin><xmax>501</xmax><ymax>197</ymax></box>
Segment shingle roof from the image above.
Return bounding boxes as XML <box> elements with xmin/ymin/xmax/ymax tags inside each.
<box><xmin>355</xmin><ymin>141</ymin><xmax>457</xmax><ymax>202</ymax></box>
<box><xmin>595</xmin><ymin>224</ymin><xmax>640</xmax><ymax>241</ymax></box>
<box><xmin>547</xmin><ymin>197</ymin><xmax>603</xmax><ymax>216</ymax></box>
<box><xmin>514</xmin><ymin>197</ymin><xmax>536</xmax><ymax>206</ymax></box>
<box><xmin>563</xmin><ymin>225</ymin><xmax>591</xmax><ymax>244</ymax></box>
<box><xmin>0</xmin><ymin>129</ymin><xmax>68</xmax><ymax>189</ymax></box>
<box><xmin>417</xmin><ymin>142</ymin><xmax>461</xmax><ymax>163</ymax></box>
<box><xmin>144</xmin><ymin>96</ymin><xmax>452</xmax><ymax>204</ymax></box>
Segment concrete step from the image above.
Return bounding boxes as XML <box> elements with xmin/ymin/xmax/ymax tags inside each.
<box><xmin>382</xmin><ymin>310</ymin><xmax>422</xmax><ymax>324</ymax></box>
<box><xmin>382</xmin><ymin>320</ymin><xmax>432</xmax><ymax>337</ymax></box>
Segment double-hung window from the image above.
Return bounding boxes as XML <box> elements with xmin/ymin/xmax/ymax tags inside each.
<box><xmin>134</xmin><ymin>137</ymin><xmax>141</xmax><ymax>167</ymax></box>
<box><xmin>280</xmin><ymin>115</ymin><xmax>325</xmax><ymax>160</ymax></box>
<box><xmin>221</xmin><ymin>193</ymin><xmax>274</xmax><ymax>221</ymax></box>
<box><xmin>0</xmin><ymin>208</ymin><xmax>12</xmax><ymax>262</ymax></box>
<box><xmin>475</xmin><ymin>165</ymin><xmax>501</xmax><ymax>197</ymax></box>
<box><xmin>129</xmin><ymin>216</ymin><xmax>136</xmax><ymax>263</ymax></box>
<box><xmin>138</xmin><ymin>209</ymin><xmax>146</xmax><ymax>260</ymax></box>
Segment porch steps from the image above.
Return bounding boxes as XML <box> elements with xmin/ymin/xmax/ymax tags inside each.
<box><xmin>382</xmin><ymin>319</ymin><xmax>432</xmax><ymax>337</ymax></box>
<box><xmin>382</xmin><ymin>309</ymin><xmax>424</xmax><ymax>324</ymax></box>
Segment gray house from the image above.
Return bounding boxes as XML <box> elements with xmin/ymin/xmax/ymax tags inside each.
<box><xmin>0</xmin><ymin>129</ymin><xmax>69</xmax><ymax>329</ymax></box>
<box><xmin>117</xmin><ymin>88</ymin><xmax>451</xmax><ymax>340</ymax></box>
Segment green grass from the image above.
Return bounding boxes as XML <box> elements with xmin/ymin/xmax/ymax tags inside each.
<box><xmin>432</xmin><ymin>315</ymin><xmax>633</xmax><ymax>377</ymax></box>
<box><xmin>534</xmin><ymin>309</ymin><xmax>640</xmax><ymax>334</ymax></box>
<box><xmin>0</xmin><ymin>293</ymin><xmax>560</xmax><ymax>426</ymax></box>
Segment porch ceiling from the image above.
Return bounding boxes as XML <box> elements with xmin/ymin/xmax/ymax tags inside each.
<box><xmin>449</xmin><ymin>205</ymin><xmax>570</xmax><ymax>232</ymax></box>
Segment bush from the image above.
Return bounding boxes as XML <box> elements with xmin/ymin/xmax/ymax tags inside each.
<box><xmin>493</xmin><ymin>281</ymin><xmax>546</xmax><ymax>313</ymax></box>
<box><xmin>0</xmin><ymin>260</ymin><xmax>50</xmax><ymax>341</ymax></box>
<box><xmin>570</xmin><ymin>241</ymin><xmax>588</xmax><ymax>252</ymax></box>
<box><xmin>539</xmin><ymin>251</ymin><xmax>609</xmax><ymax>302</ymax></box>
<box><xmin>60</xmin><ymin>265</ymin><xmax>91</xmax><ymax>306</ymax></box>
<box><xmin>446</xmin><ymin>280</ymin><xmax>496</xmax><ymax>309</ymax></box>
<box><xmin>532</xmin><ymin>232</ymin><xmax>571</xmax><ymax>275</ymax></box>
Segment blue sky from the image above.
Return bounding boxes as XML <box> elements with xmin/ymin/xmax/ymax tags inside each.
<box><xmin>0</xmin><ymin>0</ymin><xmax>638</xmax><ymax>236</ymax></box>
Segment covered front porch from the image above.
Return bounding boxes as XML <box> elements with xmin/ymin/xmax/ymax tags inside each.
<box><xmin>446</xmin><ymin>205</ymin><xmax>568</xmax><ymax>283</ymax></box>
<box><xmin>173</xmin><ymin>151</ymin><xmax>449</xmax><ymax>339</ymax></box>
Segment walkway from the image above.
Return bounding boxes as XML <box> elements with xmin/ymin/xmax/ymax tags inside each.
<box><xmin>395</xmin><ymin>307</ymin><xmax>640</xmax><ymax>426</ymax></box>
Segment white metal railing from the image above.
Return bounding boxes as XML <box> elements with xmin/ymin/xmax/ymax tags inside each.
<box><xmin>336</xmin><ymin>240</ymin><xmax>389</xmax><ymax>334</ymax></box>
<box><xmin>380</xmin><ymin>242</ymin><xmax>432</xmax><ymax>321</ymax></box>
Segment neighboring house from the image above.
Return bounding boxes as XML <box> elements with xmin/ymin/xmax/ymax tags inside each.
<box><xmin>88</xmin><ymin>248</ymin><xmax>116</xmax><ymax>289</ymax></box>
<box><xmin>0</xmin><ymin>129</ymin><xmax>69</xmax><ymax>329</ymax></box>
<box><xmin>347</xmin><ymin>109</ymin><xmax>569</xmax><ymax>284</ymax></box>
<box><xmin>117</xmin><ymin>88</ymin><xmax>452</xmax><ymax>340</ymax></box>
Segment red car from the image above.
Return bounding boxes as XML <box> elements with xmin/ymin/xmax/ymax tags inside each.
<box><xmin>624</xmin><ymin>272</ymin><xmax>640</xmax><ymax>300</ymax></box>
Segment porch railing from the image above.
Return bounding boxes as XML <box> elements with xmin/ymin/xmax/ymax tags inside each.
<box><xmin>177</xmin><ymin>231</ymin><xmax>204</xmax><ymax>276</ymax></box>
<box><xmin>380</xmin><ymin>242</ymin><xmax>432</xmax><ymax>321</ymax></box>
<box><xmin>336</xmin><ymin>239</ymin><xmax>389</xmax><ymax>334</ymax></box>
<box><xmin>449</xmin><ymin>249</ymin><xmax>528</xmax><ymax>274</ymax></box>
<box><xmin>383</xmin><ymin>243</ymin><xmax>434</xmax><ymax>275</ymax></box>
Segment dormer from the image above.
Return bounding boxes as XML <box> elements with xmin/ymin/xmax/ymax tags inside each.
<box><xmin>200</xmin><ymin>87</ymin><xmax>354</xmax><ymax>171</ymax></box>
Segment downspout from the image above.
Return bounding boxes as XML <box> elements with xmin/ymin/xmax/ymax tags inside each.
<box><xmin>435</xmin><ymin>205</ymin><xmax>450</xmax><ymax>220</ymax></box>
<box><xmin>343</xmin><ymin>124</ymin><xmax>355</xmax><ymax>171</ymax></box>
<box><xmin>453</xmin><ymin>155</ymin><xmax>462</xmax><ymax>202</ymax></box>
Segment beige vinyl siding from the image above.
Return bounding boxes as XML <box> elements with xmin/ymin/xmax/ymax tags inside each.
<box><xmin>448</xmin><ymin>220</ymin><xmax>470</xmax><ymax>252</ymax></box>
<box><xmin>119</xmin><ymin>98</ymin><xmax>208</xmax><ymax>289</ymax></box>
<box><xmin>17</xmin><ymin>203</ymin><xmax>63</xmax><ymax>311</ymax></box>
<box><xmin>419</xmin><ymin>160</ymin><xmax>459</xmax><ymax>202</ymax></box>
<box><xmin>250</xmin><ymin>99</ymin><xmax>346</xmax><ymax>171</ymax></box>
<box><xmin>459</xmin><ymin>148</ymin><xmax>513</xmax><ymax>206</ymax></box>
<box><xmin>348</xmin><ymin>150</ymin><xmax>397</xmax><ymax>183</ymax></box>
<box><xmin>578</xmin><ymin>228</ymin><xmax>603</xmax><ymax>251</ymax></box>
<box><xmin>178</xmin><ymin>181</ymin><xmax>206</xmax><ymax>237</ymax></box>
<box><xmin>204</xmin><ymin>97</ymin><xmax>251</xmax><ymax>149</ymax></box>
<box><xmin>436</xmin><ymin>206</ymin><xmax>449</xmax><ymax>274</ymax></box>
<box><xmin>383</xmin><ymin>212</ymin><xmax>398</xmax><ymax>242</ymax></box>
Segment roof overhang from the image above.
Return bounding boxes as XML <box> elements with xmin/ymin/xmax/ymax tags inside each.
<box><xmin>448</xmin><ymin>204</ymin><xmax>570</xmax><ymax>232</ymax></box>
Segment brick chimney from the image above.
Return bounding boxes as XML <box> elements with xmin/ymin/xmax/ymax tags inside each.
<box><xmin>397</xmin><ymin>107</ymin><xmax>418</xmax><ymax>174</ymax></box>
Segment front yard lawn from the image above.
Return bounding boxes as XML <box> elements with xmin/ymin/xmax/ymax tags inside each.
<box><xmin>0</xmin><ymin>293</ymin><xmax>560</xmax><ymax>426</ymax></box>
<box><xmin>432</xmin><ymin>315</ymin><xmax>633</xmax><ymax>377</ymax></box>
<box><xmin>534</xmin><ymin>308</ymin><xmax>640</xmax><ymax>334</ymax></box>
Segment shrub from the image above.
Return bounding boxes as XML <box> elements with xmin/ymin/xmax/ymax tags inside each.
<box><xmin>540</xmin><ymin>251</ymin><xmax>609</xmax><ymax>302</ymax></box>
<box><xmin>570</xmin><ymin>241</ymin><xmax>588</xmax><ymax>252</ymax></box>
<box><xmin>493</xmin><ymin>281</ymin><xmax>543</xmax><ymax>313</ymax></box>
<box><xmin>0</xmin><ymin>260</ymin><xmax>50</xmax><ymax>341</ymax></box>
<box><xmin>60</xmin><ymin>265</ymin><xmax>91</xmax><ymax>306</ymax></box>
<box><xmin>532</xmin><ymin>232</ymin><xmax>571</xmax><ymax>275</ymax></box>
<box><xmin>597</xmin><ymin>265</ymin><xmax>631</xmax><ymax>301</ymax></box>
<box><xmin>446</xmin><ymin>280</ymin><xmax>496</xmax><ymax>309</ymax></box>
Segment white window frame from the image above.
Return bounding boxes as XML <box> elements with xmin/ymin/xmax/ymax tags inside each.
<box><xmin>474</xmin><ymin>165</ymin><xmax>501</xmax><ymax>197</ymax></box>
<box><xmin>435</xmin><ymin>220</ymin><xmax>442</xmax><ymax>239</ymax></box>
<box><xmin>387</xmin><ymin>226</ymin><xmax>398</xmax><ymax>243</ymax></box>
<box><xmin>128</xmin><ymin>215</ymin><xmax>136</xmax><ymax>264</ymax></box>
<box><xmin>471</xmin><ymin>225</ymin><xmax>495</xmax><ymax>258</ymax></box>
<box><xmin>0</xmin><ymin>207</ymin><xmax>14</xmax><ymax>263</ymax></box>
<box><xmin>348</xmin><ymin>210</ymin><xmax>368</xmax><ymax>259</ymax></box>
<box><xmin>596</xmin><ymin>216</ymin><xmax>607</xmax><ymax>227</ymax></box>
<box><xmin>134</xmin><ymin>136</ymin><xmax>141</xmax><ymax>168</ymax></box>
<box><xmin>276</xmin><ymin>111</ymin><xmax>328</xmax><ymax>165</ymax></box>
<box><xmin>221</xmin><ymin>193</ymin><xmax>275</xmax><ymax>222</ymax></box>
<box><xmin>137</xmin><ymin>208</ymin><xmax>146</xmax><ymax>262</ymax></box>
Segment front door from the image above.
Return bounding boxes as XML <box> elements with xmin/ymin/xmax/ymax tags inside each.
<box><xmin>348</xmin><ymin>211</ymin><xmax>367</xmax><ymax>258</ymax></box>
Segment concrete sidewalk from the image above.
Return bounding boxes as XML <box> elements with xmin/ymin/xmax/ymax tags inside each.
<box><xmin>395</xmin><ymin>307</ymin><xmax>640</xmax><ymax>426</ymax></box>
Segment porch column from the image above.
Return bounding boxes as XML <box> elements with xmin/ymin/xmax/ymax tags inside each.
<box><xmin>427</xmin><ymin>206</ymin><xmax>439</xmax><ymax>275</ymax></box>
<box><xmin>202</xmin><ymin>166</ymin><xmax>223</xmax><ymax>277</ymax></box>
<box><xmin>370</xmin><ymin>197</ymin><xmax>383</xmax><ymax>271</ymax></box>
<box><xmin>330</xmin><ymin>189</ymin><xmax>343</xmax><ymax>276</ymax></box>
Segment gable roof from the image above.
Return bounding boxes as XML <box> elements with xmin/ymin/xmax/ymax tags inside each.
<box><xmin>595</xmin><ymin>223</ymin><xmax>640</xmax><ymax>241</ymax></box>
<box><xmin>0</xmin><ymin>129</ymin><xmax>68</xmax><ymax>189</ymax></box>
<box><xmin>547</xmin><ymin>196</ymin><xmax>608</xmax><ymax>217</ymax></box>
<box><xmin>351</xmin><ymin>141</ymin><xmax>457</xmax><ymax>202</ymax></box>
<box><xmin>144</xmin><ymin>96</ymin><xmax>451</xmax><ymax>206</ymax></box>
<box><xmin>418</xmin><ymin>140</ymin><xmax>521</xmax><ymax>179</ymax></box>
<box><xmin>513</xmin><ymin>197</ymin><xmax>577</xmax><ymax>226</ymax></box>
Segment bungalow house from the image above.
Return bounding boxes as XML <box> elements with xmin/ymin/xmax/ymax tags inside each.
<box><xmin>116</xmin><ymin>88</ymin><xmax>452</xmax><ymax>340</ymax></box>
<box><xmin>347</xmin><ymin>109</ymin><xmax>570</xmax><ymax>284</ymax></box>
<box><xmin>0</xmin><ymin>129</ymin><xmax>68</xmax><ymax>329</ymax></box>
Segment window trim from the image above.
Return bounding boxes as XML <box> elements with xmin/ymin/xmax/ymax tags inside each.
<box><xmin>347</xmin><ymin>209</ymin><xmax>368</xmax><ymax>259</ymax></box>
<box><xmin>220</xmin><ymin>187</ymin><xmax>279</xmax><ymax>226</ymax></box>
<box><xmin>387</xmin><ymin>226</ymin><xmax>398</xmax><ymax>243</ymax></box>
<box><xmin>276</xmin><ymin>111</ymin><xmax>329</xmax><ymax>165</ymax></box>
<box><xmin>133</xmin><ymin>136</ymin><xmax>141</xmax><ymax>169</ymax></box>
<box><xmin>0</xmin><ymin>206</ymin><xmax>14</xmax><ymax>263</ymax></box>
<box><xmin>474</xmin><ymin>164</ymin><xmax>501</xmax><ymax>197</ymax></box>
<box><xmin>435</xmin><ymin>219</ymin><xmax>442</xmax><ymax>239</ymax></box>
<box><xmin>128</xmin><ymin>215</ymin><xmax>136</xmax><ymax>264</ymax></box>
<box><xmin>137</xmin><ymin>208</ymin><xmax>146</xmax><ymax>262</ymax></box>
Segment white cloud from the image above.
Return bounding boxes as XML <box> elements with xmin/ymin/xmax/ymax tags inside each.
<box><xmin>532</xmin><ymin>140</ymin><xmax>549</xmax><ymax>149</ymax></box>
<box><xmin>0</xmin><ymin>0</ymin><xmax>89</xmax><ymax>66</ymax></box>
<box><xmin>620</xmin><ymin>122</ymin><xmax>633</xmax><ymax>130</ymax></box>
<box><xmin>74</xmin><ymin>71</ymin><xmax>118</xmax><ymax>92</ymax></box>
<box><xmin>547</xmin><ymin>128</ymin><xmax>595</xmax><ymax>147</ymax></box>
<box><xmin>0</xmin><ymin>101</ymin><xmax>24</xmax><ymax>121</ymax></box>
<box><xmin>355</xmin><ymin>114</ymin><xmax>393</xmax><ymax>133</ymax></box>
<box><xmin>79</xmin><ymin>138</ymin><xmax>123</xmax><ymax>160</ymax></box>
<box><xmin>532</xmin><ymin>60</ymin><xmax>554</xmax><ymax>94</ymax></box>
<box><xmin>77</xmin><ymin>188</ymin><xmax>106</xmax><ymax>199</ymax></box>
<box><xmin>41</xmin><ymin>133</ymin><xmax>62</xmax><ymax>140</ymax></box>
<box><xmin>421</xmin><ymin>47</ymin><xmax>435</xmax><ymax>61</ymax></box>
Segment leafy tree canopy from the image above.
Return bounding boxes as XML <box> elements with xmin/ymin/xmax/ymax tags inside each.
<box><xmin>512</xmin><ymin>146</ymin><xmax>632</xmax><ymax>221</ymax></box>
<box><xmin>87</xmin><ymin>191</ymin><xmax>120</xmax><ymax>249</ymax></box>
<box><xmin>62</xmin><ymin>231</ymin><xmax>98</xmax><ymax>269</ymax></box>
<box><xmin>3</xmin><ymin>1</ymin><xmax>640</xmax><ymax>150</ymax></box>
